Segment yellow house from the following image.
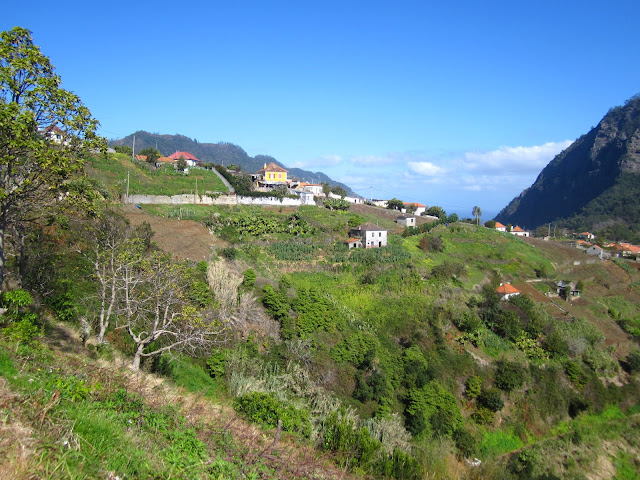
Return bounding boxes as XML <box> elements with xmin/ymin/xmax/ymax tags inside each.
<box><xmin>257</xmin><ymin>162</ymin><xmax>288</xmax><ymax>183</ymax></box>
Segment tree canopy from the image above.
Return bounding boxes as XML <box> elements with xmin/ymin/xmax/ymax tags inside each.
<box><xmin>0</xmin><ymin>26</ymin><xmax>104</xmax><ymax>287</ymax></box>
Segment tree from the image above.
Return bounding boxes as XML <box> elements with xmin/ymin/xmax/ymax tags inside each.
<box><xmin>176</xmin><ymin>156</ymin><xmax>187</xmax><ymax>171</ymax></box>
<box><xmin>118</xmin><ymin>252</ymin><xmax>225</xmax><ymax>370</ymax></box>
<box><xmin>138</xmin><ymin>146</ymin><xmax>161</xmax><ymax>164</ymax></box>
<box><xmin>484</xmin><ymin>220</ymin><xmax>496</xmax><ymax>229</ymax></box>
<box><xmin>330</xmin><ymin>185</ymin><xmax>347</xmax><ymax>198</ymax></box>
<box><xmin>0</xmin><ymin>27</ymin><xmax>104</xmax><ymax>287</ymax></box>
<box><xmin>386</xmin><ymin>198</ymin><xmax>404</xmax><ymax>211</ymax></box>
<box><xmin>321</xmin><ymin>182</ymin><xmax>331</xmax><ymax>195</ymax></box>
<box><xmin>447</xmin><ymin>213</ymin><xmax>459</xmax><ymax>223</ymax></box>
<box><xmin>472</xmin><ymin>206</ymin><xmax>482</xmax><ymax>226</ymax></box>
<box><xmin>426</xmin><ymin>206</ymin><xmax>446</xmax><ymax>219</ymax></box>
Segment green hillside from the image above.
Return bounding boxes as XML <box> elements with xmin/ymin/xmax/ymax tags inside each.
<box><xmin>85</xmin><ymin>153</ymin><xmax>228</xmax><ymax>197</ymax></box>
<box><xmin>4</xmin><ymin>183</ymin><xmax>639</xmax><ymax>478</ymax></box>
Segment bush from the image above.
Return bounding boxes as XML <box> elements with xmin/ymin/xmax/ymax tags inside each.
<box><xmin>233</xmin><ymin>392</ymin><xmax>311</xmax><ymax>437</ymax></box>
<box><xmin>242</xmin><ymin>268</ymin><xmax>257</xmax><ymax>287</ymax></box>
<box><xmin>478</xmin><ymin>388</ymin><xmax>504</xmax><ymax>412</ymax></box>
<box><xmin>495</xmin><ymin>360</ymin><xmax>526</xmax><ymax>392</ymax></box>
<box><xmin>405</xmin><ymin>381</ymin><xmax>463</xmax><ymax>437</ymax></box>
<box><xmin>220</xmin><ymin>246</ymin><xmax>238</xmax><ymax>260</ymax></box>
<box><xmin>465</xmin><ymin>375</ymin><xmax>482</xmax><ymax>399</ymax></box>
<box><xmin>206</xmin><ymin>349</ymin><xmax>229</xmax><ymax>378</ymax></box>
<box><xmin>453</xmin><ymin>428</ymin><xmax>478</xmax><ymax>458</ymax></box>
<box><xmin>431</xmin><ymin>260</ymin><xmax>466</xmax><ymax>280</ymax></box>
<box><xmin>626</xmin><ymin>351</ymin><xmax>640</xmax><ymax>372</ymax></box>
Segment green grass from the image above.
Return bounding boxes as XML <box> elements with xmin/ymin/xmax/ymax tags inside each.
<box><xmin>86</xmin><ymin>153</ymin><xmax>228</xmax><ymax>196</ymax></box>
<box><xmin>479</xmin><ymin>428</ymin><xmax>524</xmax><ymax>457</ymax></box>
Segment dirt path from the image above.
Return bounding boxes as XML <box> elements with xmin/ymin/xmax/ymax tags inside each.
<box><xmin>120</xmin><ymin>204</ymin><xmax>226</xmax><ymax>261</ymax></box>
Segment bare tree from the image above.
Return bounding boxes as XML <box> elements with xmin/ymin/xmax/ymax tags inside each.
<box><xmin>118</xmin><ymin>252</ymin><xmax>225</xmax><ymax>371</ymax></box>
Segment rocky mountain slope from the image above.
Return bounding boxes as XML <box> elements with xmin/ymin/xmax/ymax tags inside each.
<box><xmin>495</xmin><ymin>95</ymin><xmax>640</xmax><ymax>231</ymax></box>
<box><xmin>110</xmin><ymin>131</ymin><xmax>356</xmax><ymax>196</ymax></box>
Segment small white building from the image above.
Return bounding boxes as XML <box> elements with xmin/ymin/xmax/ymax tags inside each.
<box><xmin>494</xmin><ymin>221</ymin><xmax>507</xmax><ymax>232</ymax></box>
<box><xmin>350</xmin><ymin>222</ymin><xmax>387</xmax><ymax>248</ymax></box>
<box><xmin>510</xmin><ymin>226</ymin><xmax>530</xmax><ymax>237</ymax></box>
<box><xmin>396</xmin><ymin>216</ymin><xmax>416</xmax><ymax>227</ymax></box>
<box><xmin>403</xmin><ymin>202</ymin><xmax>427</xmax><ymax>216</ymax></box>
<box><xmin>299</xmin><ymin>182</ymin><xmax>324</xmax><ymax>195</ymax></box>
<box><xmin>496</xmin><ymin>283</ymin><xmax>520</xmax><ymax>300</ymax></box>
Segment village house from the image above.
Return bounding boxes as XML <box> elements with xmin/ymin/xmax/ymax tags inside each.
<box><xmin>494</xmin><ymin>221</ymin><xmax>507</xmax><ymax>232</ymax></box>
<box><xmin>578</xmin><ymin>232</ymin><xmax>595</xmax><ymax>241</ymax></box>
<box><xmin>253</xmin><ymin>162</ymin><xmax>289</xmax><ymax>190</ymax></box>
<box><xmin>298</xmin><ymin>182</ymin><xmax>323</xmax><ymax>196</ymax></box>
<box><xmin>585</xmin><ymin>245</ymin><xmax>611</xmax><ymax>260</ymax></box>
<box><xmin>168</xmin><ymin>151</ymin><xmax>201</xmax><ymax>167</ymax></box>
<box><xmin>510</xmin><ymin>226</ymin><xmax>530</xmax><ymax>237</ymax></box>
<box><xmin>496</xmin><ymin>283</ymin><xmax>520</xmax><ymax>300</ymax></box>
<box><xmin>556</xmin><ymin>281</ymin><xmax>581</xmax><ymax>301</ymax></box>
<box><xmin>42</xmin><ymin>125</ymin><xmax>65</xmax><ymax>144</ymax></box>
<box><xmin>349</xmin><ymin>222</ymin><xmax>387</xmax><ymax>248</ymax></box>
<box><xmin>403</xmin><ymin>202</ymin><xmax>427</xmax><ymax>216</ymax></box>
<box><xmin>371</xmin><ymin>199</ymin><xmax>388</xmax><ymax>208</ymax></box>
<box><xmin>396</xmin><ymin>215</ymin><xmax>416</xmax><ymax>228</ymax></box>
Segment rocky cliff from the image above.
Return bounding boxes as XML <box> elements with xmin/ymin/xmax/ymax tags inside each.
<box><xmin>495</xmin><ymin>95</ymin><xmax>640</xmax><ymax>230</ymax></box>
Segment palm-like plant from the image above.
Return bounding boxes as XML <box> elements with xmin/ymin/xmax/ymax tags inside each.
<box><xmin>472</xmin><ymin>206</ymin><xmax>482</xmax><ymax>226</ymax></box>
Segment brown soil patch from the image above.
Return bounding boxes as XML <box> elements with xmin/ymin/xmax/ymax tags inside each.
<box><xmin>120</xmin><ymin>204</ymin><xmax>226</xmax><ymax>261</ymax></box>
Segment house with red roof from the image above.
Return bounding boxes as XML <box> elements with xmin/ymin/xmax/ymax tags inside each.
<box><xmin>494</xmin><ymin>221</ymin><xmax>506</xmax><ymax>232</ymax></box>
<box><xmin>578</xmin><ymin>232</ymin><xmax>595</xmax><ymax>241</ymax></box>
<box><xmin>403</xmin><ymin>202</ymin><xmax>427</xmax><ymax>215</ymax></box>
<box><xmin>510</xmin><ymin>225</ymin><xmax>530</xmax><ymax>237</ymax></box>
<box><xmin>496</xmin><ymin>283</ymin><xmax>520</xmax><ymax>300</ymax></box>
<box><xmin>168</xmin><ymin>151</ymin><xmax>201</xmax><ymax>167</ymax></box>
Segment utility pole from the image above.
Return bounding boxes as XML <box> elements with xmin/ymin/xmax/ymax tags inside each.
<box><xmin>370</xmin><ymin>186</ymin><xmax>373</xmax><ymax>203</ymax></box>
<box><xmin>126</xmin><ymin>170</ymin><xmax>130</xmax><ymax>198</ymax></box>
<box><xmin>132</xmin><ymin>134</ymin><xmax>136</xmax><ymax>161</ymax></box>
<box><xmin>548</xmin><ymin>223</ymin><xmax>551</xmax><ymax>237</ymax></box>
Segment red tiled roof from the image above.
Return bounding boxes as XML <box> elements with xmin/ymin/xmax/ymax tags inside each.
<box><xmin>168</xmin><ymin>151</ymin><xmax>201</xmax><ymax>162</ymax></box>
<box><xmin>353</xmin><ymin>222</ymin><xmax>384</xmax><ymax>232</ymax></box>
<box><xmin>157</xmin><ymin>156</ymin><xmax>176</xmax><ymax>163</ymax></box>
<box><xmin>496</xmin><ymin>283</ymin><xmax>519</xmax><ymax>295</ymax></box>
<box><xmin>403</xmin><ymin>202</ymin><xmax>426</xmax><ymax>207</ymax></box>
<box><xmin>135</xmin><ymin>155</ymin><xmax>147</xmax><ymax>161</ymax></box>
<box><xmin>345</xmin><ymin>238</ymin><xmax>361</xmax><ymax>243</ymax></box>
<box><xmin>494</xmin><ymin>222</ymin><xmax>506</xmax><ymax>228</ymax></box>
<box><xmin>258</xmin><ymin>162</ymin><xmax>288</xmax><ymax>173</ymax></box>
<box><xmin>512</xmin><ymin>226</ymin><xmax>525</xmax><ymax>232</ymax></box>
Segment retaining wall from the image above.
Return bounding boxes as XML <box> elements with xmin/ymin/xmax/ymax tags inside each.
<box><xmin>124</xmin><ymin>193</ymin><xmax>312</xmax><ymax>207</ymax></box>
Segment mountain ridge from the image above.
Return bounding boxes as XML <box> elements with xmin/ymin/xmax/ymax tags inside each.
<box><xmin>109</xmin><ymin>131</ymin><xmax>357</xmax><ymax>197</ymax></box>
<box><xmin>495</xmin><ymin>95</ymin><xmax>640</xmax><ymax>233</ymax></box>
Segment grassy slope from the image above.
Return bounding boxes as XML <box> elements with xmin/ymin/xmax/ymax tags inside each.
<box><xmin>85</xmin><ymin>153</ymin><xmax>228</xmax><ymax>197</ymax></box>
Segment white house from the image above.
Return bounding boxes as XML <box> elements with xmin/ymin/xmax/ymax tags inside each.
<box><xmin>396</xmin><ymin>216</ymin><xmax>416</xmax><ymax>227</ymax></box>
<box><xmin>168</xmin><ymin>151</ymin><xmax>202</xmax><ymax>167</ymax></box>
<box><xmin>494</xmin><ymin>221</ymin><xmax>507</xmax><ymax>232</ymax></box>
<box><xmin>299</xmin><ymin>182</ymin><xmax>324</xmax><ymax>195</ymax></box>
<box><xmin>350</xmin><ymin>222</ymin><xmax>387</xmax><ymax>248</ymax></box>
<box><xmin>510</xmin><ymin>226</ymin><xmax>530</xmax><ymax>237</ymax></box>
<box><xmin>403</xmin><ymin>202</ymin><xmax>427</xmax><ymax>216</ymax></box>
<box><xmin>496</xmin><ymin>283</ymin><xmax>520</xmax><ymax>300</ymax></box>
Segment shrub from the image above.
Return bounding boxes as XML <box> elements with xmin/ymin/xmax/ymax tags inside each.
<box><xmin>206</xmin><ymin>349</ymin><xmax>229</xmax><ymax>378</ymax></box>
<box><xmin>564</xmin><ymin>360</ymin><xmax>588</xmax><ymax>389</ymax></box>
<box><xmin>465</xmin><ymin>375</ymin><xmax>482</xmax><ymax>399</ymax></box>
<box><xmin>478</xmin><ymin>388</ymin><xmax>504</xmax><ymax>412</ymax></box>
<box><xmin>431</xmin><ymin>260</ymin><xmax>466</xmax><ymax>280</ymax></box>
<box><xmin>405</xmin><ymin>381</ymin><xmax>463</xmax><ymax>437</ymax></box>
<box><xmin>234</xmin><ymin>391</ymin><xmax>311</xmax><ymax>437</ymax></box>
<box><xmin>242</xmin><ymin>268</ymin><xmax>257</xmax><ymax>287</ymax></box>
<box><xmin>626</xmin><ymin>351</ymin><xmax>640</xmax><ymax>372</ymax></box>
<box><xmin>220</xmin><ymin>246</ymin><xmax>238</xmax><ymax>260</ymax></box>
<box><xmin>453</xmin><ymin>428</ymin><xmax>478</xmax><ymax>458</ymax></box>
<box><xmin>495</xmin><ymin>360</ymin><xmax>526</xmax><ymax>392</ymax></box>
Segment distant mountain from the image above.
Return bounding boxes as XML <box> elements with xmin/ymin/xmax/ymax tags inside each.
<box><xmin>110</xmin><ymin>132</ymin><xmax>357</xmax><ymax>197</ymax></box>
<box><xmin>495</xmin><ymin>95</ymin><xmax>640</xmax><ymax>233</ymax></box>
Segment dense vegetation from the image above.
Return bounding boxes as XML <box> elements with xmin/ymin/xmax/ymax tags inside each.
<box><xmin>2</xmin><ymin>29</ymin><xmax>640</xmax><ymax>479</ymax></box>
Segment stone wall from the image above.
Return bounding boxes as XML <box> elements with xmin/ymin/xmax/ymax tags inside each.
<box><xmin>124</xmin><ymin>193</ymin><xmax>312</xmax><ymax>207</ymax></box>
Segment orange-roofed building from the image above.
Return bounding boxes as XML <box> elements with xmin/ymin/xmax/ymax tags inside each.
<box><xmin>494</xmin><ymin>221</ymin><xmax>506</xmax><ymax>232</ymax></box>
<box><xmin>578</xmin><ymin>232</ymin><xmax>595</xmax><ymax>241</ymax></box>
<box><xmin>496</xmin><ymin>283</ymin><xmax>520</xmax><ymax>300</ymax></box>
<box><xmin>256</xmin><ymin>162</ymin><xmax>288</xmax><ymax>183</ymax></box>
<box><xmin>510</xmin><ymin>225</ymin><xmax>530</xmax><ymax>237</ymax></box>
<box><xmin>403</xmin><ymin>202</ymin><xmax>426</xmax><ymax>215</ymax></box>
<box><xmin>168</xmin><ymin>151</ymin><xmax>201</xmax><ymax>167</ymax></box>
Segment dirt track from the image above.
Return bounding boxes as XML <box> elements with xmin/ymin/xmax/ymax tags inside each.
<box><xmin>120</xmin><ymin>204</ymin><xmax>225</xmax><ymax>261</ymax></box>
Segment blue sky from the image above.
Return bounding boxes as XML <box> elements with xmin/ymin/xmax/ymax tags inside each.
<box><xmin>4</xmin><ymin>1</ymin><xmax>640</xmax><ymax>218</ymax></box>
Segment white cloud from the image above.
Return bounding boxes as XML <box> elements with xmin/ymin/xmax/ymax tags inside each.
<box><xmin>460</xmin><ymin>140</ymin><xmax>572</xmax><ymax>174</ymax></box>
<box><xmin>349</xmin><ymin>154</ymin><xmax>393</xmax><ymax>166</ymax></box>
<box><xmin>407</xmin><ymin>161</ymin><xmax>447</xmax><ymax>176</ymax></box>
